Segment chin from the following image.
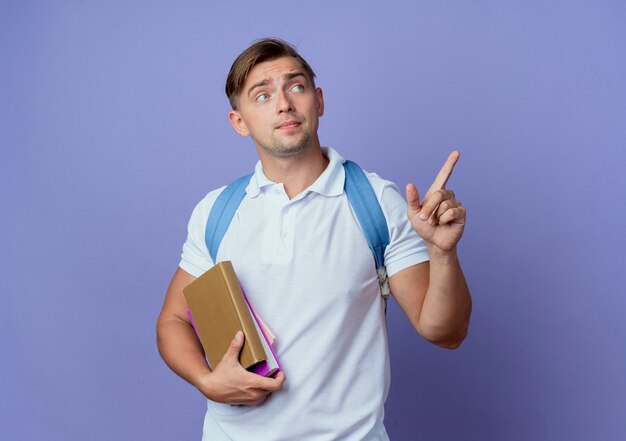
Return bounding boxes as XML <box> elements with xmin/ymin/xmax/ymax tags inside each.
<box><xmin>262</xmin><ymin>137</ymin><xmax>313</xmax><ymax>159</ymax></box>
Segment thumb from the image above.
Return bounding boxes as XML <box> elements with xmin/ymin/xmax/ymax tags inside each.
<box><xmin>224</xmin><ymin>330</ymin><xmax>244</xmax><ymax>363</ymax></box>
<box><xmin>406</xmin><ymin>183</ymin><xmax>422</xmax><ymax>214</ymax></box>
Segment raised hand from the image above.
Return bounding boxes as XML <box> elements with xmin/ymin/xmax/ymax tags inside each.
<box><xmin>406</xmin><ymin>151</ymin><xmax>466</xmax><ymax>253</ymax></box>
<box><xmin>199</xmin><ymin>331</ymin><xmax>286</xmax><ymax>406</ymax></box>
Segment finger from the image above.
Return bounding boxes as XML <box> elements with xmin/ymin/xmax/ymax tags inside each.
<box><xmin>433</xmin><ymin>199</ymin><xmax>460</xmax><ymax>223</ymax></box>
<box><xmin>251</xmin><ymin>395</ymin><xmax>269</xmax><ymax>406</ymax></box>
<box><xmin>438</xmin><ymin>206</ymin><xmax>466</xmax><ymax>225</ymax></box>
<box><xmin>273</xmin><ymin>371</ymin><xmax>286</xmax><ymax>386</ymax></box>
<box><xmin>272</xmin><ymin>371</ymin><xmax>286</xmax><ymax>389</ymax></box>
<box><xmin>427</xmin><ymin>151</ymin><xmax>460</xmax><ymax>195</ymax></box>
<box><xmin>223</xmin><ymin>331</ymin><xmax>244</xmax><ymax>364</ymax></box>
<box><xmin>235</xmin><ymin>389</ymin><xmax>270</xmax><ymax>406</ymax></box>
<box><xmin>405</xmin><ymin>183</ymin><xmax>422</xmax><ymax>213</ymax></box>
<box><xmin>250</xmin><ymin>371</ymin><xmax>286</xmax><ymax>392</ymax></box>
<box><xmin>248</xmin><ymin>392</ymin><xmax>270</xmax><ymax>406</ymax></box>
<box><xmin>419</xmin><ymin>189</ymin><xmax>453</xmax><ymax>221</ymax></box>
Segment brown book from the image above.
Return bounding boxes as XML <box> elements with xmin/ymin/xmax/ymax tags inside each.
<box><xmin>183</xmin><ymin>261</ymin><xmax>279</xmax><ymax>375</ymax></box>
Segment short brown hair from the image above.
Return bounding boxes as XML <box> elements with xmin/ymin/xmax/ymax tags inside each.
<box><xmin>225</xmin><ymin>38</ymin><xmax>317</xmax><ymax>110</ymax></box>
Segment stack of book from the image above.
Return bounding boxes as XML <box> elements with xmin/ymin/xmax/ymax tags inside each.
<box><xmin>183</xmin><ymin>261</ymin><xmax>281</xmax><ymax>377</ymax></box>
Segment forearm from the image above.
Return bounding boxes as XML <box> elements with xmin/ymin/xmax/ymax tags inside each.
<box><xmin>156</xmin><ymin>268</ymin><xmax>283</xmax><ymax>404</ymax></box>
<box><xmin>157</xmin><ymin>317</ymin><xmax>286</xmax><ymax>405</ymax></box>
<box><xmin>156</xmin><ymin>317</ymin><xmax>212</xmax><ymax>390</ymax></box>
<box><xmin>419</xmin><ymin>246</ymin><xmax>472</xmax><ymax>347</ymax></box>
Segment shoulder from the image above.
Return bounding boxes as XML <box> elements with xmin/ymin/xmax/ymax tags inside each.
<box><xmin>343</xmin><ymin>163</ymin><xmax>408</xmax><ymax>230</ymax></box>
<box><xmin>356</xmin><ymin>166</ymin><xmax>429</xmax><ymax>276</ymax></box>
<box><xmin>359</xmin><ymin>168</ymin><xmax>405</xmax><ymax>209</ymax></box>
<box><xmin>186</xmin><ymin>185</ymin><xmax>228</xmax><ymax>228</ymax></box>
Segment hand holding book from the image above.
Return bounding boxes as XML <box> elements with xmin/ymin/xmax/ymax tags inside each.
<box><xmin>183</xmin><ymin>261</ymin><xmax>281</xmax><ymax>377</ymax></box>
<box><xmin>183</xmin><ymin>261</ymin><xmax>283</xmax><ymax>405</ymax></box>
<box><xmin>197</xmin><ymin>330</ymin><xmax>286</xmax><ymax>406</ymax></box>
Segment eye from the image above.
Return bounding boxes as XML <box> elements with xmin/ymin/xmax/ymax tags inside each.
<box><xmin>256</xmin><ymin>93</ymin><xmax>270</xmax><ymax>102</ymax></box>
<box><xmin>291</xmin><ymin>84</ymin><xmax>304</xmax><ymax>93</ymax></box>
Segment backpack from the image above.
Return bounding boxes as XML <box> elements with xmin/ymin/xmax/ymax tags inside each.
<box><xmin>204</xmin><ymin>160</ymin><xmax>391</xmax><ymax>300</ymax></box>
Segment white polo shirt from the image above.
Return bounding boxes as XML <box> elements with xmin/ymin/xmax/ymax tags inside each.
<box><xmin>180</xmin><ymin>147</ymin><xmax>429</xmax><ymax>441</ymax></box>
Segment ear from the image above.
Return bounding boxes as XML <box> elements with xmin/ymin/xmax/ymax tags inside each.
<box><xmin>315</xmin><ymin>87</ymin><xmax>324</xmax><ymax>117</ymax></box>
<box><xmin>228</xmin><ymin>110</ymin><xmax>249</xmax><ymax>137</ymax></box>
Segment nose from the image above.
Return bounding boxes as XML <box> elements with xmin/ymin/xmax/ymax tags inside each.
<box><xmin>275</xmin><ymin>90</ymin><xmax>294</xmax><ymax>114</ymax></box>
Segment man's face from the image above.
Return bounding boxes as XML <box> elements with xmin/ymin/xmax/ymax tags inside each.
<box><xmin>228</xmin><ymin>56</ymin><xmax>324</xmax><ymax>160</ymax></box>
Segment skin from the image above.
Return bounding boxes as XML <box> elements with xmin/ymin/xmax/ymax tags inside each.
<box><xmin>156</xmin><ymin>56</ymin><xmax>472</xmax><ymax>407</ymax></box>
<box><xmin>393</xmin><ymin>151</ymin><xmax>472</xmax><ymax>349</ymax></box>
<box><xmin>228</xmin><ymin>56</ymin><xmax>328</xmax><ymax>198</ymax></box>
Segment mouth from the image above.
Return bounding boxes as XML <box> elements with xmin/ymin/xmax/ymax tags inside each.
<box><xmin>276</xmin><ymin>120</ymin><xmax>302</xmax><ymax>130</ymax></box>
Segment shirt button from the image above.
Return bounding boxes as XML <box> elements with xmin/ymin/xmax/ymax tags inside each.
<box><xmin>274</xmin><ymin>189</ymin><xmax>281</xmax><ymax>195</ymax></box>
<box><xmin>282</xmin><ymin>231</ymin><xmax>288</xmax><ymax>237</ymax></box>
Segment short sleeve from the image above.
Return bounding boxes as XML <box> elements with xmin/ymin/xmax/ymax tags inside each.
<box><xmin>178</xmin><ymin>187</ymin><xmax>226</xmax><ymax>277</ymax></box>
<box><xmin>377</xmin><ymin>180</ymin><xmax>430</xmax><ymax>277</ymax></box>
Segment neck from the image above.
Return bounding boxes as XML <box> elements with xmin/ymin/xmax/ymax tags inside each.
<box><xmin>257</xmin><ymin>140</ymin><xmax>329</xmax><ymax>199</ymax></box>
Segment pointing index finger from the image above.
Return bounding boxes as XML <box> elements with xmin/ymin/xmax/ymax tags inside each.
<box><xmin>428</xmin><ymin>151</ymin><xmax>460</xmax><ymax>194</ymax></box>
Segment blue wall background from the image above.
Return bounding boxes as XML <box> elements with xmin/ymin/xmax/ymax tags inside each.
<box><xmin>2</xmin><ymin>1</ymin><xmax>625</xmax><ymax>440</ymax></box>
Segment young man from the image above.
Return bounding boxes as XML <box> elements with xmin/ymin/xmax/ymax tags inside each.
<box><xmin>157</xmin><ymin>38</ymin><xmax>471</xmax><ymax>440</ymax></box>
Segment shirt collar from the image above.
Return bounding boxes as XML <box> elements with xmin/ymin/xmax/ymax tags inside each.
<box><xmin>245</xmin><ymin>147</ymin><xmax>346</xmax><ymax>198</ymax></box>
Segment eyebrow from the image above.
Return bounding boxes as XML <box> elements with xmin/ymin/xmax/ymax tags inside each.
<box><xmin>246</xmin><ymin>72</ymin><xmax>307</xmax><ymax>98</ymax></box>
